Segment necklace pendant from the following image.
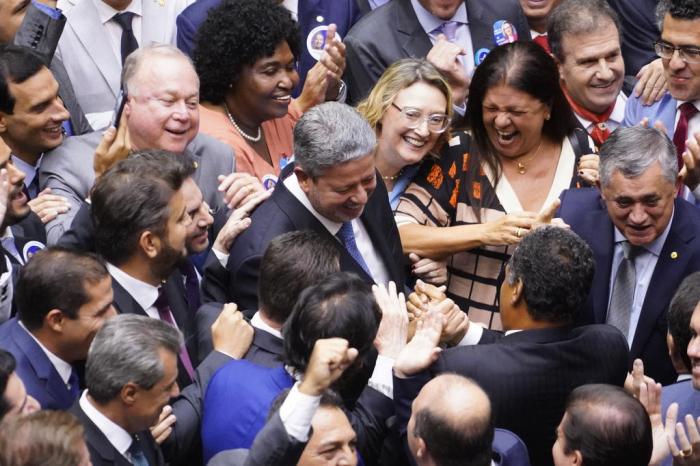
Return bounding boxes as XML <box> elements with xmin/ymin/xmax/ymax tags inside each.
<box><xmin>517</xmin><ymin>162</ymin><xmax>526</xmax><ymax>175</ymax></box>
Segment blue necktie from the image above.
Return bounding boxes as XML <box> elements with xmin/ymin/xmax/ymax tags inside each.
<box><xmin>128</xmin><ymin>435</ymin><xmax>150</xmax><ymax>466</ymax></box>
<box><xmin>336</xmin><ymin>222</ymin><xmax>372</xmax><ymax>277</ymax></box>
<box><xmin>67</xmin><ymin>368</ymin><xmax>80</xmax><ymax>400</ymax></box>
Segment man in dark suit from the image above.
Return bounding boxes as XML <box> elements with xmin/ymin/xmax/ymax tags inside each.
<box><xmin>220</xmin><ymin>102</ymin><xmax>404</xmax><ymax>311</ymax></box>
<box><xmin>0</xmin><ymin>248</ymin><xmax>116</xmax><ymax>410</ymax></box>
<box><xmin>198</xmin><ymin>230</ymin><xmax>340</xmax><ymax>363</ymax></box>
<box><xmin>0</xmin><ymin>45</ymin><xmax>72</xmax><ymax>224</ymax></box>
<box><xmin>90</xmin><ymin>150</ymin><xmax>200</xmax><ymax>390</ymax></box>
<box><xmin>343</xmin><ymin>0</ymin><xmax>530</xmax><ymax>103</ymax></box>
<box><xmin>394</xmin><ymin>227</ymin><xmax>629</xmax><ymax>466</ymax></box>
<box><xmin>176</xmin><ymin>0</ymin><xmax>363</xmax><ymax>96</ymax></box>
<box><xmin>558</xmin><ymin>126</ymin><xmax>700</xmax><ymax>385</ymax></box>
<box><xmin>70</xmin><ymin>315</ymin><xmax>179</xmax><ymax>466</ymax></box>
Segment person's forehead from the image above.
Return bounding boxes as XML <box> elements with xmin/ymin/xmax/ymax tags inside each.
<box><xmin>311</xmin><ymin>407</ymin><xmax>355</xmax><ymax>443</ymax></box>
<box><xmin>132</xmin><ymin>57</ymin><xmax>198</xmax><ymax>91</ymax></box>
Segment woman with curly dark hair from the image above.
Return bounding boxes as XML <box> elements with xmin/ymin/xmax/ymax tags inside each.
<box><xmin>193</xmin><ymin>0</ymin><xmax>345</xmax><ymax>188</ymax></box>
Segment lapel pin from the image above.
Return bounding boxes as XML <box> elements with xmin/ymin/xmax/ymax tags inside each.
<box><xmin>193</xmin><ymin>161</ymin><xmax>198</xmax><ymax>169</ymax></box>
<box><xmin>671</xmin><ymin>251</ymin><xmax>678</xmax><ymax>259</ymax></box>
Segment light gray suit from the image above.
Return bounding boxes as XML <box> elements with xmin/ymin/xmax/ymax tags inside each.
<box><xmin>55</xmin><ymin>0</ymin><xmax>191</xmax><ymax>129</ymax></box>
<box><xmin>14</xmin><ymin>3</ymin><xmax>92</xmax><ymax>135</ymax></box>
<box><xmin>39</xmin><ymin>132</ymin><xmax>234</xmax><ymax>244</ymax></box>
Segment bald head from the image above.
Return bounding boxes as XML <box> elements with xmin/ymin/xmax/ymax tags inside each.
<box><xmin>408</xmin><ymin>375</ymin><xmax>493</xmax><ymax>466</ymax></box>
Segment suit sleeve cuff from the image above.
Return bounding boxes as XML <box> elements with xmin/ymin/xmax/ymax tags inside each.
<box><xmin>279</xmin><ymin>382</ymin><xmax>321</xmax><ymax>442</ymax></box>
<box><xmin>457</xmin><ymin>323</ymin><xmax>483</xmax><ymax>346</ymax></box>
<box><xmin>368</xmin><ymin>354</ymin><xmax>394</xmax><ymax>399</ymax></box>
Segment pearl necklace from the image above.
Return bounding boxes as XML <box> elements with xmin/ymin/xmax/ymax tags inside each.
<box><xmin>223</xmin><ymin>102</ymin><xmax>262</xmax><ymax>142</ymax></box>
<box><xmin>381</xmin><ymin>168</ymin><xmax>404</xmax><ymax>182</ymax></box>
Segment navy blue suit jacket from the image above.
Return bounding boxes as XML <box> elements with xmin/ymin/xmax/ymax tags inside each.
<box><xmin>558</xmin><ymin>188</ymin><xmax>700</xmax><ymax>385</ymax></box>
<box><xmin>0</xmin><ymin>318</ymin><xmax>77</xmax><ymax>410</ymax></box>
<box><xmin>176</xmin><ymin>0</ymin><xmax>363</xmax><ymax>96</ymax></box>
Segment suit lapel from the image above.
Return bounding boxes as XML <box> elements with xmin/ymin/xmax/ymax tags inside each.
<box><xmin>587</xmin><ymin>201</ymin><xmax>615</xmax><ymax>323</ymax></box>
<box><xmin>631</xmin><ymin>203</ymin><xmax>697</xmax><ymax>358</ymax></box>
<box><xmin>70</xmin><ymin>402</ymin><xmax>131</xmax><ymax>466</ymax></box>
<box><xmin>111</xmin><ymin>279</ymin><xmax>147</xmax><ymax>316</ymax></box>
<box><xmin>11</xmin><ymin>321</ymin><xmax>75</xmax><ymax>409</ymax></box>
<box><xmin>395</xmin><ymin>0</ymin><xmax>432</xmax><ymax>60</ymax></box>
<box><xmin>465</xmin><ymin>0</ymin><xmax>495</xmax><ymax>53</ymax></box>
<box><xmin>66</xmin><ymin>0</ymin><xmax>121</xmax><ymax>98</ymax></box>
<box><xmin>163</xmin><ymin>273</ymin><xmax>198</xmax><ymax>364</ymax></box>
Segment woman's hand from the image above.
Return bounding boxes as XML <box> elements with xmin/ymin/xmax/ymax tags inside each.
<box><xmin>482</xmin><ymin>212</ymin><xmax>538</xmax><ymax>246</ymax></box>
<box><xmin>297</xmin><ymin>24</ymin><xmax>347</xmax><ymax>111</ymax></box>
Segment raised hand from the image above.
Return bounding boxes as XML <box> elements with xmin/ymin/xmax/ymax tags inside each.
<box><xmin>299</xmin><ymin>338</ymin><xmax>359</xmax><ymax>396</ymax></box>
<box><xmin>211</xmin><ymin>303</ymin><xmax>254</xmax><ymax>359</ymax></box>
<box><xmin>149</xmin><ymin>405</ymin><xmax>176</xmax><ymax>445</ymax></box>
<box><xmin>217</xmin><ymin>172</ymin><xmax>265</xmax><ymax>210</ymax></box>
<box><xmin>372</xmin><ymin>281</ymin><xmax>409</xmax><ymax>359</ymax></box>
<box><xmin>394</xmin><ymin>311</ymin><xmax>444</xmax><ymax>378</ymax></box>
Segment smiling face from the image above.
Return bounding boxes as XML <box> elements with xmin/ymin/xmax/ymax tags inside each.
<box><xmin>125</xmin><ymin>56</ymin><xmax>200</xmax><ymax>154</ymax></box>
<box><xmin>3</xmin><ymin>372</ymin><xmax>40</xmax><ymax>419</ymax></box>
<box><xmin>377</xmin><ymin>81</ymin><xmax>447</xmax><ymax>173</ymax></box>
<box><xmin>0</xmin><ymin>67</ymin><xmax>70</xmax><ymax>159</ymax></box>
<box><xmin>0</xmin><ymin>138</ymin><xmax>30</xmax><ymax>230</ymax></box>
<box><xmin>558</xmin><ymin>20</ymin><xmax>624</xmax><ymax>114</ymax></box>
<box><xmin>228</xmin><ymin>41</ymin><xmax>299</xmax><ymax>124</ymax></box>
<box><xmin>298</xmin><ymin>406</ymin><xmax>358</xmax><ymax>466</ymax></box>
<box><xmin>181</xmin><ymin>178</ymin><xmax>213</xmax><ymax>254</ymax></box>
<box><xmin>296</xmin><ymin>154</ymin><xmax>377</xmax><ymax>223</ymax></box>
<box><xmin>661</xmin><ymin>14</ymin><xmax>700</xmax><ymax>102</ymax></box>
<box><xmin>482</xmin><ymin>84</ymin><xmax>550</xmax><ymax>159</ymax></box>
<box><xmin>601</xmin><ymin>161</ymin><xmax>676</xmax><ymax>247</ymax></box>
<box><xmin>687</xmin><ymin>303</ymin><xmax>700</xmax><ymax>389</ymax></box>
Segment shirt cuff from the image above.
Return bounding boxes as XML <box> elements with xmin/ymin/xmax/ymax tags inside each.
<box><xmin>212</xmin><ymin>248</ymin><xmax>229</xmax><ymax>269</ymax></box>
<box><xmin>367</xmin><ymin>354</ymin><xmax>394</xmax><ymax>399</ymax></box>
<box><xmin>279</xmin><ymin>382</ymin><xmax>321</xmax><ymax>442</ymax></box>
<box><xmin>31</xmin><ymin>0</ymin><xmax>62</xmax><ymax>19</ymax></box>
<box><xmin>457</xmin><ymin>322</ymin><xmax>483</xmax><ymax>346</ymax></box>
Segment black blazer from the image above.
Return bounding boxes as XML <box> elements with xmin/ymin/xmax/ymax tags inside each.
<box><xmin>111</xmin><ymin>273</ymin><xmax>197</xmax><ymax>389</ymax></box>
<box><xmin>429</xmin><ymin>325</ymin><xmax>629</xmax><ymax>466</ymax></box>
<box><xmin>559</xmin><ymin>188</ymin><xmax>700</xmax><ymax>385</ymax></box>
<box><xmin>343</xmin><ymin>0</ymin><xmax>530</xmax><ymax>103</ymax></box>
<box><xmin>219</xmin><ymin>165</ymin><xmax>405</xmax><ymax>311</ymax></box>
<box><xmin>69</xmin><ymin>400</ymin><xmax>164</xmax><ymax>466</ymax></box>
<box><xmin>245</xmin><ymin>327</ymin><xmax>284</xmax><ymax>369</ymax></box>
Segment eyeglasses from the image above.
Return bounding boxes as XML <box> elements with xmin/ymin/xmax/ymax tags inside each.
<box><xmin>391</xmin><ymin>103</ymin><xmax>449</xmax><ymax>133</ymax></box>
<box><xmin>654</xmin><ymin>40</ymin><xmax>700</xmax><ymax>64</ymax></box>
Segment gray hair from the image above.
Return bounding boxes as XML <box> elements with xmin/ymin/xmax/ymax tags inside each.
<box><xmin>85</xmin><ymin>314</ymin><xmax>182</xmax><ymax>404</ymax></box>
<box><xmin>548</xmin><ymin>0</ymin><xmax>622</xmax><ymax>61</ymax></box>
<box><xmin>598</xmin><ymin>126</ymin><xmax>678</xmax><ymax>188</ymax></box>
<box><xmin>293</xmin><ymin>102</ymin><xmax>376</xmax><ymax>178</ymax></box>
<box><xmin>121</xmin><ymin>44</ymin><xmax>197</xmax><ymax>96</ymax></box>
<box><xmin>656</xmin><ymin>0</ymin><xmax>671</xmax><ymax>29</ymax></box>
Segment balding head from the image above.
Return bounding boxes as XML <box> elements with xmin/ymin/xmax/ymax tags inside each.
<box><xmin>408</xmin><ymin>375</ymin><xmax>493</xmax><ymax>466</ymax></box>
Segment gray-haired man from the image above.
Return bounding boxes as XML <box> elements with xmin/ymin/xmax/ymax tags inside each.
<box><xmin>218</xmin><ymin>102</ymin><xmax>405</xmax><ymax>312</ymax></box>
<box><xmin>558</xmin><ymin>125</ymin><xmax>700</xmax><ymax>385</ymax></box>
<box><xmin>69</xmin><ymin>314</ymin><xmax>181</xmax><ymax>466</ymax></box>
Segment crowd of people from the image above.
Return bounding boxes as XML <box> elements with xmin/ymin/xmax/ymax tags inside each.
<box><xmin>0</xmin><ymin>0</ymin><xmax>699</xmax><ymax>465</ymax></box>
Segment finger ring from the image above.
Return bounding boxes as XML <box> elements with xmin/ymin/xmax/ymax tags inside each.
<box><xmin>681</xmin><ymin>447</ymin><xmax>693</xmax><ymax>457</ymax></box>
<box><xmin>516</xmin><ymin>228</ymin><xmax>522</xmax><ymax>238</ymax></box>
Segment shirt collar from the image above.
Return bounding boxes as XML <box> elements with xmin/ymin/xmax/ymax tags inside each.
<box><xmin>409</xmin><ymin>0</ymin><xmax>467</xmax><ymax>35</ymax></box>
<box><xmin>79</xmin><ymin>391</ymin><xmax>133</xmax><ymax>456</ymax></box>
<box><xmin>609</xmin><ymin>92</ymin><xmax>628</xmax><ymax>124</ymax></box>
<box><xmin>283</xmin><ymin>174</ymin><xmax>343</xmax><ymax>235</ymax></box>
<box><xmin>93</xmin><ymin>0</ymin><xmax>142</xmax><ymax>25</ymax></box>
<box><xmin>17</xmin><ymin>320</ymin><xmax>73</xmax><ymax>384</ymax></box>
<box><xmin>612</xmin><ymin>207</ymin><xmax>674</xmax><ymax>257</ymax></box>
<box><xmin>251</xmin><ymin>311</ymin><xmax>282</xmax><ymax>339</ymax></box>
<box><xmin>676</xmin><ymin>99</ymin><xmax>700</xmax><ymax>111</ymax></box>
<box><xmin>107</xmin><ymin>263</ymin><xmax>159</xmax><ymax>311</ymax></box>
<box><xmin>11</xmin><ymin>154</ymin><xmax>41</xmax><ymax>189</ymax></box>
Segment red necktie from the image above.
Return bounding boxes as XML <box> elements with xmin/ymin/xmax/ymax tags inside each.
<box><xmin>533</xmin><ymin>34</ymin><xmax>551</xmax><ymax>53</ymax></box>
<box><xmin>154</xmin><ymin>288</ymin><xmax>196</xmax><ymax>381</ymax></box>
<box><xmin>562</xmin><ymin>87</ymin><xmax>615</xmax><ymax>147</ymax></box>
<box><xmin>674</xmin><ymin>102</ymin><xmax>699</xmax><ymax>169</ymax></box>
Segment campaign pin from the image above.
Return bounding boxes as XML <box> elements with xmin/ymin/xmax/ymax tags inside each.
<box><xmin>316</xmin><ymin>15</ymin><xmax>324</xmax><ymax>23</ymax></box>
<box><xmin>474</xmin><ymin>48</ymin><xmax>490</xmax><ymax>66</ymax></box>
<box><xmin>671</xmin><ymin>251</ymin><xmax>678</xmax><ymax>259</ymax></box>
<box><xmin>22</xmin><ymin>241</ymin><xmax>45</xmax><ymax>263</ymax></box>
<box><xmin>306</xmin><ymin>25</ymin><xmax>342</xmax><ymax>61</ymax></box>
<box><xmin>492</xmin><ymin>20</ymin><xmax>518</xmax><ymax>46</ymax></box>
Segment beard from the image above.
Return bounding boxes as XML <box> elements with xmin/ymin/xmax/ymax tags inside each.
<box><xmin>152</xmin><ymin>240</ymin><xmax>187</xmax><ymax>281</ymax></box>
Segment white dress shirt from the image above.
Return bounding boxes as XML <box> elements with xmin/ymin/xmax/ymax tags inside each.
<box><xmin>107</xmin><ymin>263</ymin><xmax>179</xmax><ymax>328</ymax></box>
<box><xmin>0</xmin><ymin>255</ymin><xmax>12</xmax><ymax>324</ymax></box>
<box><xmin>79</xmin><ymin>391</ymin><xmax>133</xmax><ymax>458</ymax></box>
<box><xmin>574</xmin><ymin>92</ymin><xmax>628</xmax><ymax>135</ymax></box>
<box><xmin>251</xmin><ymin>311</ymin><xmax>282</xmax><ymax>339</ymax></box>
<box><xmin>278</xmin><ymin>382</ymin><xmax>320</xmax><ymax>441</ymax></box>
<box><xmin>18</xmin><ymin>320</ymin><xmax>73</xmax><ymax>386</ymax></box>
<box><xmin>283</xmin><ymin>174</ymin><xmax>391</xmax><ymax>286</ymax></box>
<box><xmin>92</xmin><ymin>0</ymin><xmax>143</xmax><ymax>62</ymax></box>
<box><xmin>608</xmin><ymin>212</ymin><xmax>673</xmax><ymax>345</ymax></box>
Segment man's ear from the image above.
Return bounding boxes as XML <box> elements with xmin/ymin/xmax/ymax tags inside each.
<box><xmin>44</xmin><ymin>309</ymin><xmax>67</xmax><ymax>333</ymax></box>
<box><xmin>294</xmin><ymin>167</ymin><xmax>311</xmax><ymax>193</ymax></box>
<box><xmin>511</xmin><ymin>278</ymin><xmax>524</xmax><ymax>307</ymax></box>
<box><xmin>0</xmin><ymin>112</ymin><xmax>9</xmax><ymax>134</ymax></box>
<box><xmin>121</xmin><ymin>382</ymin><xmax>138</xmax><ymax>407</ymax></box>
<box><xmin>139</xmin><ymin>230</ymin><xmax>161</xmax><ymax>259</ymax></box>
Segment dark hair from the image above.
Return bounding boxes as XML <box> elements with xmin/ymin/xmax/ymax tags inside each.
<box><xmin>92</xmin><ymin>149</ymin><xmax>191</xmax><ymax>264</ymax></box>
<box><xmin>259</xmin><ymin>230</ymin><xmax>340</xmax><ymax>325</ymax></box>
<box><xmin>507</xmin><ymin>226</ymin><xmax>595</xmax><ymax>324</ymax></box>
<box><xmin>668</xmin><ymin>0</ymin><xmax>700</xmax><ymax>20</ymax></box>
<box><xmin>467</xmin><ymin>42</ymin><xmax>578</xmax><ymax>185</ymax></box>
<box><xmin>548</xmin><ymin>0</ymin><xmax>622</xmax><ymax>62</ymax></box>
<box><xmin>0</xmin><ymin>45</ymin><xmax>47</xmax><ymax>114</ymax></box>
<box><xmin>0</xmin><ymin>349</ymin><xmax>16</xmax><ymax>421</ymax></box>
<box><xmin>668</xmin><ymin>272</ymin><xmax>700</xmax><ymax>372</ymax></box>
<box><xmin>282</xmin><ymin>272</ymin><xmax>380</xmax><ymax>373</ymax></box>
<box><xmin>193</xmin><ymin>0</ymin><xmax>300</xmax><ymax>104</ymax></box>
<box><xmin>267</xmin><ymin>388</ymin><xmax>344</xmax><ymax>422</ymax></box>
<box><xmin>16</xmin><ymin>248</ymin><xmax>109</xmax><ymax>331</ymax></box>
<box><xmin>563</xmin><ymin>384</ymin><xmax>652</xmax><ymax>466</ymax></box>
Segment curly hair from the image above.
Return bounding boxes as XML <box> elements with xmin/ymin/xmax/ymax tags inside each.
<box><xmin>193</xmin><ymin>0</ymin><xmax>301</xmax><ymax>104</ymax></box>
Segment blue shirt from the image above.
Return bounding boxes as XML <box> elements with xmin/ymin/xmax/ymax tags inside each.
<box><xmin>388</xmin><ymin>164</ymin><xmax>420</xmax><ymax>210</ymax></box>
